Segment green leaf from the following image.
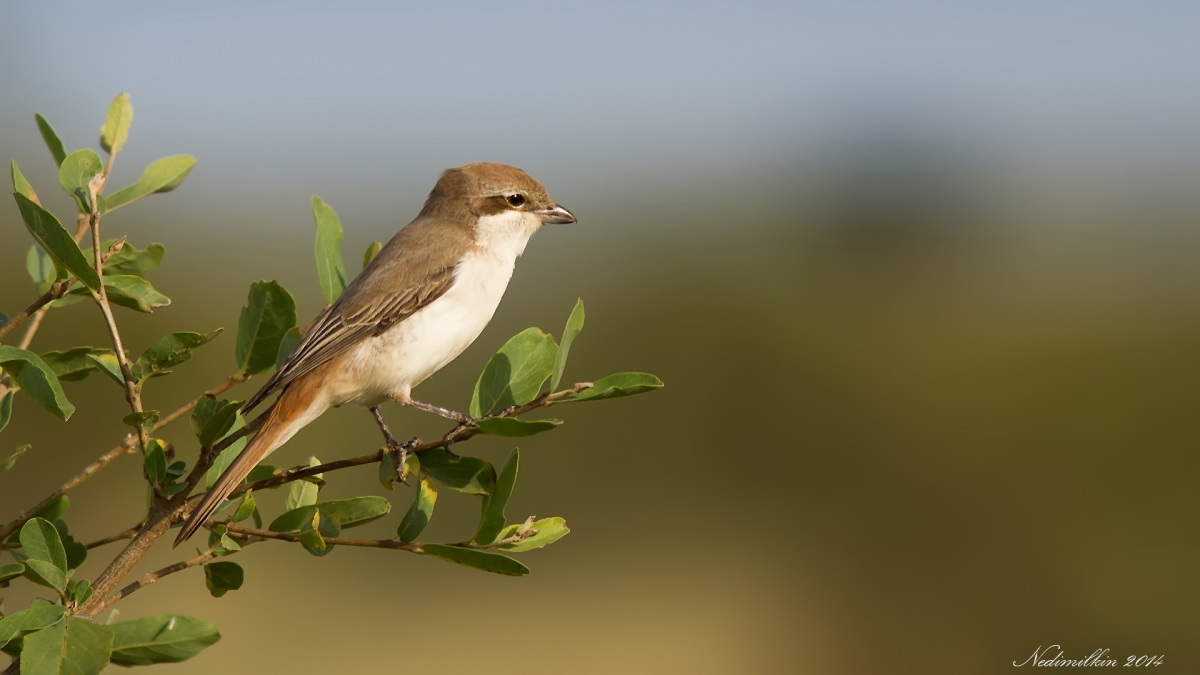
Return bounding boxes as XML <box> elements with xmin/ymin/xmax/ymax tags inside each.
<box><xmin>35</xmin><ymin>114</ymin><xmax>67</xmax><ymax>167</ymax></box>
<box><xmin>23</xmin><ymin>559</ymin><xmax>68</xmax><ymax>593</ymax></box>
<box><xmin>39</xmin><ymin>348</ymin><xmax>114</xmax><ymax>382</ymax></box>
<box><xmin>13</xmin><ymin>193</ymin><xmax>101</xmax><ymax>291</ymax></box>
<box><xmin>284</xmin><ymin>486</ymin><xmax>319</xmax><ymax>514</ymax></box>
<box><xmin>419</xmin><ymin>544</ymin><xmax>529</xmax><ymax>576</ymax></box>
<box><xmin>166</xmin><ymin>460</ymin><xmax>188</xmax><ymax>479</ymax></box>
<box><xmin>100</xmin><ymin>93</ymin><xmax>133</xmax><ymax>155</ymax></box>
<box><xmin>0</xmin><ymin>602</ymin><xmax>68</xmax><ymax>650</ymax></box>
<box><xmin>296</xmin><ymin>533</ymin><xmax>326</xmax><ymax>556</ymax></box>
<box><xmin>362</xmin><ymin>240</ymin><xmax>383</xmax><ymax>269</ymax></box>
<box><xmin>301</xmin><ymin>510</ymin><xmax>341</xmax><ymax>557</ymax></box>
<box><xmin>203</xmin><ymin>561</ymin><xmax>243</xmax><ymax>598</ymax></box>
<box><xmin>66</xmin><ymin>275</ymin><xmax>170</xmax><ymax>312</ymax></box>
<box><xmin>311</xmin><ymin>195</ymin><xmax>347</xmax><ymax>305</ymax></box>
<box><xmin>284</xmin><ymin>457</ymin><xmax>322</xmax><ymax>510</ymax></box>
<box><xmin>213</xmin><ymin>530</ymin><xmax>241</xmax><ymax>556</ymax></box>
<box><xmin>274</xmin><ymin>326</ymin><xmax>302</xmax><ymax>371</ymax></box>
<box><xmin>401</xmin><ymin>452</ymin><xmax>418</xmax><ymax>483</ymax></box>
<box><xmin>557</xmin><ymin>372</ymin><xmax>664</xmax><ymax>403</ymax></box>
<box><xmin>191</xmin><ymin>396</ymin><xmax>241</xmax><ymax>448</ymax></box>
<box><xmin>0</xmin><ymin>562</ymin><xmax>26</xmax><ymax>584</ymax></box>
<box><xmin>21</xmin><ymin>615</ymin><xmax>114</xmax><ymax>675</ymax></box>
<box><xmin>102</xmin><ymin>155</ymin><xmax>196</xmax><ymax>213</ymax></box>
<box><xmin>13</xmin><ymin>160</ymin><xmax>39</xmax><ymax>203</ymax></box>
<box><xmin>473</xmin><ymin>417</ymin><xmax>562</xmax><ymax>437</ymax></box>
<box><xmin>0</xmin><ymin>445</ymin><xmax>22</xmax><ymax>479</ymax></box>
<box><xmin>418</xmin><ymin>449</ymin><xmax>495</xmax><ymax>495</ymax></box>
<box><xmin>123</xmin><ymin>411</ymin><xmax>160</xmax><ymax>431</ymax></box>
<box><xmin>104</xmin><ymin>275</ymin><xmax>171</xmax><ymax>312</ymax></box>
<box><xmin>378</xmin><ymin>450</ymin><xmax>400</xmax><ymax>490</ymax></box>
<box><xmin>204</xmin><ymin>417</ymin><xmax>247</xmax><ymax>490</ymax></box>
<box><xmin>244</xmin><ymin>464</ymin><xmax>280</xmax><ymax>484</ymax></box>
<box><xmin>144</xmin><ymin>439</ymin><xmax>167</xmax><ymax>484</ymax></box>
<box><xmin>551</xmin><ymin>299</ymin><xmax>585</xmax><ymax>391</ymax></box>
<box><xmin>20</xmin><ymin>517</ymin><xmax>68</xmax><ymax>571</ymax></box>
<box><xmin>56</xmin><ymin>523</ymin><xmax>87</xmax><ymax>571</ymax></box>
<box><xmin>26</xmin><ymin>244</ymin><xmax>59</xmax><ymax>290</ymax></box>
<box><xmin>231</xmin><ymin>491</ymin><xmax>256</xmax><ymax>523</ymax></box>
<box><xmin>397</xmin><ymin>476</ymin><xmax>437</xmax><ymax>543</ymax></box>
<box><xmin>85</xmin><ymin>353</ymin><xmax>124</xmax><ymax>386</ymax></box>
<box><xmin>131</xmin><ymin>329</ymin><xmax>222</xmax><ymax>382</ymax></box>
<box><xmin>0</xmin><ymin>390</ymin><xmax>13</xmax><ymax>434</ymax></box>
<box><xmin>57</xmin><ymin>148</ymin><xmax>104</xmax><ymax>213</ymax></box>
<box><xmin>495</xmin><ymin>516</ymin><xmax>570</xmax><ymax>552</ymax></box>
<box><xmin>109</xmin><ymin>615</ymin><xmax>221</xmax><ymax>666</ymax></box>
<box><xmin>268</xmin><ymin>496</ymin><xmax>391</xmax><ymax>533</ymax></box>
<box><xmin>100</xmin><ymin>242</ymin><xmax>164</xmax><ymax>277</ymax></box>
<box><xmin>47</xmin><ymin>294</ymin><xmax>86</xmax><ymax>309</ymax></box>
<box><xmin>470</xmin><ymin>327</ymin><xmax>559</xmax><ymax>417</ymax></box>
<box><xmin>0</xmin><ymin>346</ymin><xmax>74</xmax><ymax>420</ymax></box>
<box><xmin>474</xmin><ymin>449</ymin><xmax>519</xmax><ymax>544</ymax></box>
<box><xmin>67</xmin><ymin>578</ymin><xmax>93</xmax><ymax>605</ymax></box>
<box><xmin>37</xmin><ymin>496</ymin><xmax>70</xmax><ymax>523</ymax></box>
<box><xmin>235</xmin><ymin>281</ymin><xmax>297</xmax><ymax>376</ymax></box>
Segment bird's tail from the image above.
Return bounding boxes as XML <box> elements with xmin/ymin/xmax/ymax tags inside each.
<box><xmin>174</xmin><ymin>382</ymin><xmax>325</xmax><ymax>546</ymax></box>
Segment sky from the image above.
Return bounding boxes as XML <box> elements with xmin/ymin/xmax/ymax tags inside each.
<box><xmin>2</xmin><ymin>0</ymin><xmax>1198</xmax><ymax>220</ymax></box>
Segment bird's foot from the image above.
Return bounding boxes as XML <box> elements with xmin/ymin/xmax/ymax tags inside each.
<box><xmin>385</xmin><ymin>436</ymin><xmax>420</xmax><ymax>484</ymax></box>
<box><xmin>439</xmin><ymin>429</ymin><xmax>463</xmax><ymax>457</ymax></box>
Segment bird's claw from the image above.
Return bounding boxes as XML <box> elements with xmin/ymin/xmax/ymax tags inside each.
<box><xmin>385</xmin><ymin>436</ymin><xmax>420</xmax><ymax>485</ymax></box>
<box><xmin>440</xmin><ymin>432</ymin><xmax>461</xmax><ymax>458</ymax></box>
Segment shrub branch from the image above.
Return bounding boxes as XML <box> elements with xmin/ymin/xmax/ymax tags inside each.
<box><xmin>85</xmin><ymin>546</ymin><xmax>221</xmax><ymax>615</ymax></box>
<box><xmin>74</xmin><ymin>381</ymin><xmax>593</xmax><ymax>616</ymax></box>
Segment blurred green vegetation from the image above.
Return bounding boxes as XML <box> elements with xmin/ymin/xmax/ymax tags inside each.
<box><xmin>3</xmin><ymin>0</ymin><xmax>1199</xmax><ymax>668</ymax></box>
<box><xmin>4</xmin><ymin>148</ymin><xmax>1200</xmax><ymax>672</ymax></box>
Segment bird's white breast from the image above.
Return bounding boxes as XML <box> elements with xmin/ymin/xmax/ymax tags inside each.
<box><xmin>339</xmin><ymin>210</ymin><xmax>541</xmax><ymax>407</ymax></box>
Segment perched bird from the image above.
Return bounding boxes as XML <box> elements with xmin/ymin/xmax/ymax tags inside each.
<box><xmin>175</xmin><ymin>162</ymin><xmax>575</xmax><ymax>545</ymax></box>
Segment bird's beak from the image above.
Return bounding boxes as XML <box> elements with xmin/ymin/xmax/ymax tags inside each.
<box><xmin>535</xmin><ymin>205</ymin><xmax>576</xmax><ymax>224</ymax></box>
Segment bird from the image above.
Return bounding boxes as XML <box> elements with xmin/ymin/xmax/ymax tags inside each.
<box><xmin>175</xmin><ymin>162</ymin><xmax>575</xmax><ymax>545</ymax></box>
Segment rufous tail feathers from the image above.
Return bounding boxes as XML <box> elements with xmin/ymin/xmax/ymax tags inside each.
<box><xmin>174</xmin><ymin>380</ymin><xmax>324</xmax><ymax>546</ymax></box>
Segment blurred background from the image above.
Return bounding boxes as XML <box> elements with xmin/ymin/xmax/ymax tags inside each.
<box><xmin>3</xmin><ymin>1</ymin><xmax>1200</xmax><ymax>673</ymax></box>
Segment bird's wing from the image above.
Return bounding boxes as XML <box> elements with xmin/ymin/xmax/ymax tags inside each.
<box><xmin>241</xmin><ymin>263</ymin><xmax>458</xmax><ymax>413</ymax></box>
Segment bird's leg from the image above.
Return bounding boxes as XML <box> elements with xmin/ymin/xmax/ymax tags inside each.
<box><xmin>404</xmin><ymin>399</ymin><xmax>475</xmax><ymax>425</ymax></box>
<box><xmin>369</xmin><ymin>406</ymin><xmax>417</xmax><ymax>482</ymax></box>
<box><xmin>396</xmin><ymin>398</ymin><xmax>478</xmax><ymax>456</ymax></box>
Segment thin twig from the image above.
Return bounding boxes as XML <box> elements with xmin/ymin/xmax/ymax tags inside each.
<box><xmin>84</xmin><ymin>524</ymin><xmax>142</xmax><ymax>550</ymax></box>
<box><xmin>16</xmin><ymin>305</ymin><xmax>49</xmax><ymax>350</ymax></box>
<box><xmin>481</xmin><ymin>532</ymin><xmax>535</xmax><ymax>549</ymax></box>
<box><xmin>0</xmin><ymin>284</ymin><xmax>67</xmax><ymax>342</ymax></box>
<box><xmin>86</xmin><ymin>546</ymin><xmax>220</xmax><ymax>615</ymax></box>
<box><xmin>228</xmin><ymin>382</ymin><xmax>594</xmax><ymax>497</ymax></box>
<box><xmin>222</xmin><ymin>522</ymin><xmax>534</xmax><ymax>552</ymax></box>
<box><xmin>76</xmin><ymin>502</ymin><xmax>180</xmax><ymax>617</ymax></box>
<box><xmin>88</xmin><ymin>210</ymin><xmax>147</xmax><ymax>454</ymax></box>
<box><xmin>75</xmin><ymin>382</ymin><xmax>593</xmax><ymax>617</ymax></box>
<box><xmin>223</xmin><ymin>524</ymin><xmax>420</xmax><ymax>551</ymax></box>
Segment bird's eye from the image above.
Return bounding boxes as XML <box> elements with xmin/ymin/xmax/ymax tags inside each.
<box><xmin>505</xmin><ymin>194</ymin><xmax>526</xmax><ymax>207</ymax></box>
